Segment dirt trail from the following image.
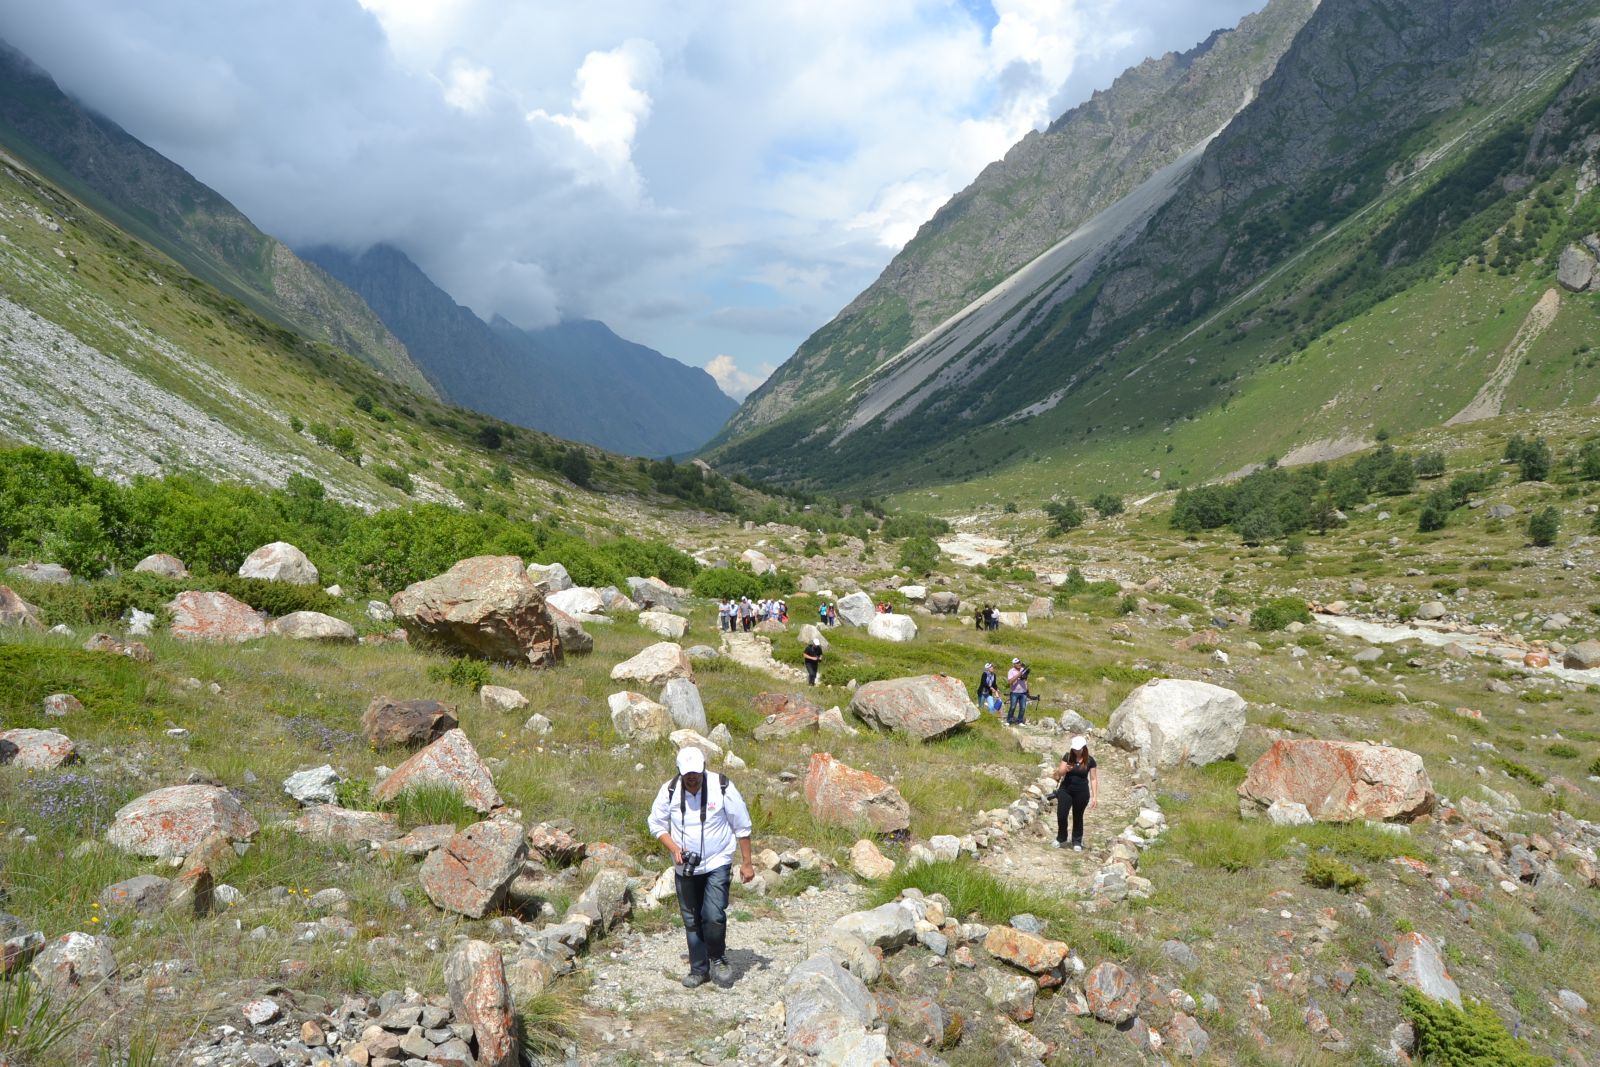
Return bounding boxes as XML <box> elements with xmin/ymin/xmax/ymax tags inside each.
<box><xmin>979</xmin><ymin>739</ymin><xmax>1141</xmax><ymax>894</ymax></box>
<box><xmin>1445</xmin><ymin>287</ymin><xmax>1559</xmax><ymax>425</ymax></box>
<box><xmin>719</xmin><ymin>630</ymin><xmax>807</xmax><ymax>683</ymax></box>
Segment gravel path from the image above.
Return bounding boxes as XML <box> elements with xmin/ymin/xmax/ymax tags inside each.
<box><xmin>577</xmin><ymin>881</ymin><xmax>865</xmax><ymax>1065</ymax></box>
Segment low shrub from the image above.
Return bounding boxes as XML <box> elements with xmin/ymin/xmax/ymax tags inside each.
<box><xmin>1250</xmin><ymin>596</ymin><xmax>1313</xmax><ymax>632</ymax></box>
<box><xmin>426</xmin><ymin>657</ymin><xmax>494</xmax><ymax>692</ymax></box>
<box><xmin>1401</xmin><ymin>989</ymin><xmax>1553</xmax><ymax>1067</ymax></box>
<box><xmin>210</xmin><ymin>576</ymin><xmax>340</xmax><ymax>618</ymax></box>
<box><xmin>1545</xmin><ymin>743</ymin><xmax>1578</xmax><ymax>759</ymax></box>
<box><xmin>1304</xmin><ymin>854</ymin><xmax>1367</xmax><ymax>892</ymax></box>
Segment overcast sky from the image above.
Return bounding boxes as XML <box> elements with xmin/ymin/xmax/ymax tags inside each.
<box><xmin>1</xmin><ymin>0</ymin><xmax>1266</xmax><ymax>399</ymax></box>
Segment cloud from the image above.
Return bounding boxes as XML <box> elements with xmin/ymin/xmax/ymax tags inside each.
<box><xmin>0</xmin><ymin>0</ymin><xmax>1269</xmax><ymax>393</ymax></box>
<box><xmin>705</xmin><ymin>354</ymin><xmax>774</xmax><ymax>400</ymax></box>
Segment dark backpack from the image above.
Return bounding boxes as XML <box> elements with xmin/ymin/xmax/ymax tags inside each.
<box><xmin>667</xmin><ymin>771</ymin><xmax>728</xmax><ymax>807</ymax></box>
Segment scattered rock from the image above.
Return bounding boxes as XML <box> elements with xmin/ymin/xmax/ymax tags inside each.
<box><xmin>0</xmin><ymin>586</ymin><xmax>42</xmax><ymax>629</ymax></box>
<box><xmin>166</xmin><ymin>591</ymin><xmax>269</xmax><ymax>642</ymax></box>
<box><xmin>391</xmin><ymin>555</ymin><xmax>562</xmax><ymax>667</ymax></box>
<box><xmin>361</xmin><ymin>697</ymin><xmax>459</xmax><ymax>750</ymax></box>
<box><xmin>626</xmin><ymin>576</ymin><xmax>684</xmax><ymax>612</ymax></box>
<box><xmin>985</xmin><ymin>925</ymin><xmax>1069</xmax><ymax>974</ymax></box>
<box><xmin>866</xmin><ymin>614</ymin><xmax>918</xmax><ymax>642</ymax></box>
<box><xmin>608</xmin><ymin>691</ymin><xmax>673</xmax><ymax>741</ymax></box>
<box><xmin>848</xmin><ymin>839</ymin><xmax>895</xmax><ymax>880</ymax></box>
<box><xmin>107</xmin><ymin>785</ymin><xmax>258</xmax><ymax>858</ymax></box>
<box><xmin>290</xmin><ymin>805</ymin><xmax>400</xmax><ymax>844</ymax></box>
<box><xmin>1107</xmin><ymin>678</ymin><xmax>1245</xmax><ymax>767</ymax></box>
<box><xmin>836</xmin><ymin>592</ymin><xmax>875</xmax><ymax>627</ymax></box>
<box><xmin>133</xmin><ymin>553</ymin><xmax>189</xmax><ymax>579</ymax></box>
<box><xmin>421</xmin><ymin>818</ymin><xmax>527</xmax><ymax>918</ymax></box>
<box><xmin>526</xmin><ymin>561</ymin><xmax>573</xmax><ymax>592</ymax></box>
<box><xmin>444</xmin><ymin>940</ymin><xmax>518</xmax><ymax>1067</ymax></box>
<box><xmin>238</xmin><ymin>542</ymin><xmax>319</xmax><ymax>585</ymax></box>
<box><xmin>270</xmin><ymin>611</ymin><xmax>356</xmax><ymax>642</ymax></box>
<box><xmin>30</xmin><ymin>932</ymin><xmax>116</xmax><ymax>993</ymax></box>
<box><xmin>1084</xmin><ymin>960</ymin><xmax>1140</xmax><ymax>1023</ymax></box>
<box><xmin>522</xmin><ymin>713</ymin><xmax>552</xmax><ymax>735</ymax></box>
<box><xmin>1240</xmin><ymin>739</ymin><xmax>1434</xmax><ymax>822</ymax></box>
<box><xmin>660</xmin><ymin>677</ymin><xmax>709</xmax><ymax>733</ymax></box>
<box><xmin>1387</xmin><ymin>932</ymin><xmax>1461</xmax><ymax>1007</ymax></box>
<box><xmin>42</xmin><ymin>693</ymin><xmax>82</xmax><ymax>717</ymax></box>
<box><xmin>99</xmin><ymin>874</ymin><xmax>173</xmax><ymax>916</ymax></box>
<box><xmin>1558</xmin><ymin>243</ymin><xmax>1596</xmax><ymax>292</ymax></box>
<box><xmin>1415</xmin><ymin>602</ymin><xmax>1447</xmax><ymax>621</ymax></box>
<box><xmin>753</xmin><ymin>692</ymin><xmax>822</xmax><ymax>740</ymax></box>
<box><xmin>83</xmin><ymin>632</ymin><xmax>152</xmax><ymax>660</ymax></box>
<box><xmin>7</xmin><ymin>562</ymin><xmax>71</xmax><ymax>584</ymax></box>
<box><xmin>927</xmin><ymin>591</ymin><xmax>961</xmax><ymax>615</ymax></box>
<box><xmin>373</xmin><ymin>729</ymin><xmax>502</xmax><ymax>813</ymax></box>
<box><xmin>479</xmin><ymin>685</ymin><xmax>528</xmax><ymax>713</ymax></box>
<box><xmin>804</xmin><ymin>752</ymin><xmax>911</xmax><ymax>833</ymax></box>
<box><xmin>282</xmin><ymin>765</ymin><xmax>340</xmax><ymax>806</ymax></box>
<box><xmin>782</xmin><ymin>953</ymin><xmax>879</xmax><ymax>1055</ymax></box>
<box><xmin>610</xmin><ymin>642</ymin><xmax>694</xmax><ymax>687</ymax></box>
<box><xmin>1562</xmin><ymin>641</ymin><xmax>1600</xmax><ymax>670</ymax></box>
<box><xmin>850</xmin><ymin>674</ymin><xmax>978</xmax><ymax>741</ymax></box>
<box><xmin>0</xmin><ymin>728</ymin><xmax>77</xmax><ymax>769</ymax></box>
<box><xmin>547</xmin><ymin>586</ymin><xmax>604</xmax><ymax>616</ymax></box>
<box><xmin>1266</xmin><ymin>799</ymin><xmax>1314</xmax><ymax>827</ymax></box>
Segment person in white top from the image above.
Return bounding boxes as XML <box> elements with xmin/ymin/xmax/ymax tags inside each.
<box><xmin>647</xmin><ymin>747</ymin><xmax>754</xmax><ymax>988</ymax></box>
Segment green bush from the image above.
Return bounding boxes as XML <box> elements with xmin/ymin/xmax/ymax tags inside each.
<box><xmin>426</xmin><ymin>657</ymin><xmax>494</xmax><ymax>691</ymax></box>
<box><xmin>1250</xmin><ymin>596</ymin><xmax>1314</xmax><ymax>632</ymax></box>
<box><xmin>1545</xmin><ymin>743</ymin><xmax>1578</xmax><ymax>759</ymax></box>
<box><xmin>210</xmin><ymin>577</ymin><xmax>340</xmax><ymax>618</ymax></box>
<box><xmin>1527</xmin><ymin>506</ymin><xmax>1559</xmax><ymax>547</ymax></box>
<box><xmin>1400</xmin><ymin>989</ymin><xmax>1553</xmax><ymax>1067</ymax></box>
<box><xmin>1304</xmin><ymin>854</ymin><xmax>1367</xmax><ymax>892</ymax></box>
<box><xmin>1517</xmin><ymin>437</ymin><xmax>1552</xmax><ymax>482</ymax></box>
<box><xmin>689</xmin><ymin>566</ymin><xmax>792</xmax><ymax>600</ymax></box>
<box><xmin>371</xmin><ymin>464</ymin><xmax>415</xmax><ymax>494</ymax></box>
<box><xmin>1090</xmin><ymin>492</ymin><xmax>1124</xmax><ymax>518</ymax></box>
<box><xmin>1044</xmin><ymin>498</ymin><xmax>1085</xmax><ymax>534</ymax></box>
<box><xmin>896</xmin><ymin>535</ymin><xmax>940</xmax><ymax>577</ymax></box>
<box><xmin>1588</xmin><ymin>756</ymin><xmax>1600</xmax><ymax>777</ymax></box>
<box><xmin>1418</xmin><ymin>501</ymin><xmax>1449</xmax><ymax>532</ymax></box>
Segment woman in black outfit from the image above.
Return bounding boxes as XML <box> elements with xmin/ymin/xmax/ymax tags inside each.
<box><xmin>1052</xmin><ymin>735</ymin><xmax>1097</xmax><ymax>850</ymax></box>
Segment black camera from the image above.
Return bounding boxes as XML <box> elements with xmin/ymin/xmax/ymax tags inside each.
<box><xmin>679</xmin><ymin>851</ymin><xmax>702</xmax><ymax>876</ymax></box>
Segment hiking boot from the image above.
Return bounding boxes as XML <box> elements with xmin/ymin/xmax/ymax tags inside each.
<box><xmin>681</xmin><ymin>971</ymin><xmax>710</xmax><ymax>989</ymax></box>
<box><xmin>711</xmin><ymin>958</ymin><xmax>735</xmax><ymax>988</ymax></box>
<box><xmin>1072</xmin><ymin>842</ymin><xmax>1084</xmax><ymax>852</ymax></box>
<box><xmin>1049</xmin><ymin>840</ymin><xmax>1062</xmax><ymax>850</ymax></box>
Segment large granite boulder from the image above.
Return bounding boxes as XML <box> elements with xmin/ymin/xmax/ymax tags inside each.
<box><xmin>526</xmin><ymin>561</ymin><xmax>573</xmax><ymax>593</ymax></box>
<box><xmin>804</xmin><ymin>753</ymin><xmax>911</xmax><ymax>834</ymax></box>
<box><xmin>740</xmin><ymin>549</ymin><xmax>775</xmax><ymax>576</ymax></box>
<box><xmin>638</xmin><ymin>610</ymin><xmax>689</xmax><ymax>640</ymax></box>
<box><xmin>421</xmin><ymin>819</ymin><xmax>527</xmax><ymax>919</ymax></box>
<box><xmin>797</xmin><ymin>623</ymin><xmax>830</xmax><ymax>652</ymax></box>
<box><xmin>782</xmin><ymin>953</ymin><xmax>879</xmax><ymax>1055</ymax></box>
<box><xmin>107</xmin><ymin>785</ymin><xmax>258</xmax><ymax>858</ymax></box>
<box><xmin>1239</xmin><ymin>739</ymin><xmax>1434</xmax><ymax>822</ymax></box>
<box><xmin>608</xmin><ymin>691</ymin><xmax>673</xmax><ymax>741</ymax></box>
<box><xmin>866</xmin><ymin>614</ymin><xmax>918</xmax><ymax>642</ymax></box>
<box><xmin>659</xmin><ymin>677</ymin><xmax>709</xmax><ymax>734</ymax></box>
<box><xmin>836</xmin><ymin>592</ymin><xmax>875</xmax><ymax>627</ymax></box>
<box><xmin>1107</xmin><ymin>678</ymin><xmax>1246</xmax><ymax>768</ymax></box>
<box><xmin>290</xmin><ymin>805</ymin><xmax>401</xmax><ymax>844</ymax></box>
<box><xmin>0</xmin><ymin>729</ymin><xmax>78</xmax><ymax>769</ymax></box>
<box><xmin>390</xmin><ymin>556</ymin><xmax>561</xmax><ymax>667</ymax></box>
<box><xmin>271</xmin><ymin>611</ymin><xmax>356</xmax><ymax>642</ymax></box>
<box><xmin>373</xmin><ymin>729</ymin><xmax>502</xmax><ymax>813</ymax></box>
<box><xmin>626</xmin><ymin>576</ymin><xmax>683</xmax><ymax>612</ymax></box>
<box><xmin>0</xmin><ymin>586</ymin><xmax>42</xmax><ymax>629</ymax></box>
<box><xmin>133</xmin><ymin>553</ymin><xmax>189</xmax><ymax>579</ymax></box>
<box><xmin>850</xmin><ymin>675</ymin><xmax>978</xmax><ymax>741</ymax></box>
<box><xmin>362</xmin><ymin>697</ymin><xmax>458</xmax><ymax>749</ymax></box>
<box><xmin>8</xmin><ymin>562</ymin><xmax>71</xmax><ymax>584</ymax></box>
<box><xmin>926</xmin><ymin>591</ymin><xmax>961</xmax><ymax>615</ymax></box>
<box><xmin>238</xmin><ymin>542</ymin><xmax>319</xmax><ymax>585</ymax></box>
<box><xmin>610</xmin><ymin>642</ymin><xmax>693</xmax><ymax>687</ymax></box>
<box><xmin>1562</xmin><ymin>640</ymin><xmax>1600</xmax><ymax>670</ymax></box>
<box><xmin>444</xmin><ymin>940</ymin><xmax>518</xmax><ymax>1067</ymax></box>
<box><xmin>547</xmin><ymin>586</ymin><xmax>605</xmax><ymax>616</ymax></box>
<box><xmin>166</xmin><ymin>591</ymin><xmax>269</xmax><ymax>642</ymax></box>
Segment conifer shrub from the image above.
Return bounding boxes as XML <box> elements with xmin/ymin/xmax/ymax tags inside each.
<box><xmin>1400</xmin><ymin>989</ymin><xmax>1552</xmax><ymax>1067</ymax></box>
<box><xmin>1304</xmin><ymin>854</ymin><xmax>1367</xmax><ymax>892</ymax></box>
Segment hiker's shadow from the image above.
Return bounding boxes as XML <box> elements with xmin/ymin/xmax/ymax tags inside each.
<box><xmin>724</xmin><ymin>946</ymin><xmax>775</xmax><ymax>982</ymax></box>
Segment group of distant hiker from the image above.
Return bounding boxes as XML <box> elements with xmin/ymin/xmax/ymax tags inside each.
<box><xmin>973</xmin><ymin>605</ymin><xmax>1002</xmax><ymax>630</ymax></box>
<box><xmin>718</xmin><ymin>597</ymin><xmax>787</xmax><ymax>632</ymax></box>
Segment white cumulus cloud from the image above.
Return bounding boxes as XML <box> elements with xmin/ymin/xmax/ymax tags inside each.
<box><xmin>705</xmin><ymin>354</ymin><xmax>774</xmax><ymax>400</ymax></box>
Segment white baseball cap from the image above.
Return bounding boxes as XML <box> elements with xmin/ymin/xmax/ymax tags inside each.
<box><xmin>676</xmin><ymin>747</ymin><xmax>706</xmax><ymax>774</ymax></box>
<box><xmin>1012</xmin><ymin>657</ymin><xmax>1021</xmax><ymax>664</ymax></box>
<box><xmin>1069</xmin><ymin>735</ymin><xmax>1087</xmax><ymax>751</ymax></box>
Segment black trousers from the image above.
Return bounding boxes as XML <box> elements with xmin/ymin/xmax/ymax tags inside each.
<box><xmin>805</xmin><ymin>660</ymin><xmax>819</xmax><ymax>685</ymax></box>
<box><xmin>1057</xmin><ymin>780</ymin><xmax>1090</xmax><ymax>844</ymax></box>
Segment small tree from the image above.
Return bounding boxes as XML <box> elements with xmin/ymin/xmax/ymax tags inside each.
<box><xmin>1415</xmin><ymin>451</ymin><xmax>1446</xmax><ymax>478</ymax></box>
<box><xmin>1578</xmin><ymin>439</ymin><xmax>1600</xmax><ymax>480</ymax></box>
<box><xmin>1528</xmin><ymin>506</ymin><xmax>1559</xmax><ymax>547</ymax></box>
<box><xmin>897</xmin><ymin>535</ymin><xmax>940</xmax><ymax>576</ymax></box>
<box><xmin>1090</xmin><ymin>492</ymin><xmax>1124</xmax><ymax>518</ymax></box>
<box><xmin>1518</xmin><ymin>437</ymin><xmax>1551</xmax><ymax>482</ymax></box>
<box><xmin>1417</xmin><ymin>499</ymin><xmax>1449</xmax><ymax>532</ymax></box>
<box><xmin>1235</xmin><ymin>508</ymin><xmax>1279</xmax><ymax>546</ymax></box>
<box><xmin>1044</xmin><ymin>498</ymin><xmax>1085</xmax><ymax>535</ymax></box>
<box><xmin>559</xmin><ymin>448</ymin><xmax>593</xmax><ymax>488</ymax></box>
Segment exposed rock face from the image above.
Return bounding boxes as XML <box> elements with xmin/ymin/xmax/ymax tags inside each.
<box><xmin>1239</xmin><ymin>739</ymin><xmax>1434</xmax><ymax>822</ymax></box>
<box><xmin>374</xmin><ymin>729</ymin><xmax>502</xmax><ymax>813</ymax></box>
<box><xmin>526</xmin><ymin>561</ymin><xmax>573</xmax><ymax>592</ymax></box>
<box><xmin>659</xmin><ymin>677</ymin><xmax>709</xmax><ymax>734</ymax></box>
<box><xmin>1563</xmin><ymin>640</ymin><xmax>1600</xmax><ymax>670</ymax></box>
<box><xmin>390</xmin><ymin>555</ymin><xmax>561</xmax><ymax>668</ymax></box>
<box><xmin>238</xmin><ymin>541</ymin><xmax>319</xmax><ymax>585</ymax></box>
<box><xmin>1558</xmin><ymin>243</ymin><xmax>1597</xmax><ymax>292</ymax></box>
<box><xmin>547</xmin><ymin>606</ymin><xmax>593</xmax><ymax>655</ymax></box>
<box><xmin>1107</xmin><ymin>678</ymin><xmax>1246</xmax><ymax>767</ymax></box>
<box><xmin>444</xmin><ymin>940</ymin><xmax>518</xmax><ymax>1067</ymax></box>
<box><xmin>547</xmin><ymin>586</ymin><xmax>604</xmax><ymax>615</ymax></box>
<box><xmin>866</xmin><ymin>613</ymin><xmax>918</xmax><ymax>642</ymax></box>
<box><xmin>782</xmin><ymin>953</ymin><xmax>880</xmax><ymax>1055</ymax></box>
<box><xmin>849</xmin><ymin>674</ymin><xmax>978</xmax><ymax>741</ymax></box>
<box><xmin>421</xmin><ymin>819</ymin><xmax>527</xmax><ymax>919</ymax></box>
<box><xmin>804</xmin><ymin>752</ymin><xmax>911</xmax><ymax>833</ymax></box>
<box><xmin>0</xmin><ymin>728</ymin><xmax>77</xmax><ymax>769</ymax></box>
<box><xmin>0</xmin><ymin>586</ymin><xmax>42</xmax><ymax>628</ymax></box>
<box><xmin>290</xmin><ymin>805</ymin><xmax>401</xmax><ymax>843</ymax></box>
<box><xmin>608</xmin><ymin>691</ymin><xmax>673</xmax><ymax>741</ymax></box>
<box><xmin>753</xmin><ymin>692</ymin><xmax>822</xmax><ymax>740</ymax></box>
<box><xmin>166</xmin><ymin>591</ymin><xmax>269</xmax><ymax>642</ymax></box>
<box><xmin>836</xmin><ymin>592</ymin><xmax>875</xmax><ymax>627</ymax></box>
<box><xmin>133</xmin><ymin>552</ymin><xmax>190</xmax><ymax>578</ymax></box>
<box><xmin>362</xmin><ymin>697</ymin><xmax>458</xmax><ymax>749</ymax></box>
<box><xmin>927</xmin><ymin>591</ymin><xmax>961</xmax><ymax>615</ymax></box>
<box><xmin>610</xmin><ymin>642</ymin><xmax>694</xmax><ymax>687</ymax></box>
<box><xmin>107</xmin><ymin>785</ymin><xmax>258</xmax><ymax>858</ymax></box>
<box><xmin>638</xmin><ymin>610</ymin><xmax>689</xmax><ymax>640</ymax></box>
<box><xmin>271</xmin><ymin>611</ymin><xmax>356</xmax><ymax>642</ymax></box>
<box><xmin>1388</xmin><ymin>932</ymin><xmax>1461</xmax><ymax>1006</ymax></box>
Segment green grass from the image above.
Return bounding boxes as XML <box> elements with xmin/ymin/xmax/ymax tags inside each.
<box><xmin>1304</xmin><ymin>853</ymin><xmax>1368</xmax><ymax>892</ymax></box>
<box><xmin>385</xmin><ymin>783</ymin><xmax>479</xmax><ymax>830</ymax></box>
<box><xmin>867</xmin><ymin>858</ymin><xmax>1069</xmax><ymax>929</ymax></box>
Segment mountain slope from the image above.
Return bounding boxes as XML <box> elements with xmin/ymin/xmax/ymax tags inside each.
<box><xmin>718</xmin><ymin>0</ymin><xmax>1316</xmax><ymax>440</ymax></box>
<box><xmin>303</xmin><ymin>243</ymin><xmax>736</xmax><ymax>457</ymax></box>
<box><xmin>0</xmin><ymin>39</ymin><xmax>434</xmax><ymax>396</ymax></box>
<box><xmin>709</xmin><ymin>0</ymin><xmax>1600</xmax><ymax>498</ymax></box>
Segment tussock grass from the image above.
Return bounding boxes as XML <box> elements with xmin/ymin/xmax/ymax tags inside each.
<box><xmin>867</xmin><ymin>859</ymin><xmax>1068</xmax><ymax>930</ymax></box>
